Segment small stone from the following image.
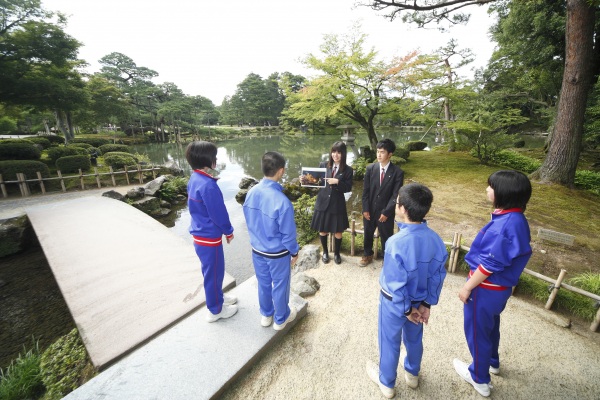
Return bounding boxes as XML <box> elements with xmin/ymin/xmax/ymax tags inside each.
<box><xmin>540</xmin><ymin>249</ymin><xmax>547</xmax><ymax>254</ymax></box>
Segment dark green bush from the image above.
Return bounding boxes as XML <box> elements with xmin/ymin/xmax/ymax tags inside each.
<box><xmin>98</xmin><ymin>144</ymin><xmax>132</xmax><ymax>155</ymax></box>
<box><xmin>71</xmin><ymin>138</ymin><xmax>109</xmax><ymax>147</ymax></box>
<box><xmin>352</xmin><ymin>157</ymin><xmax>370</xmax><ymax>180</ymax></box>
<box><xmin>40</xmin><ymin>329</ymin><xmax>93</xmax><ymax>400</ymax></box>
<box><xmin>68</xmin><ymin>142</ymin><xmax>93</xmax><ymax>150</ymax></box>
<box><xmin>26</xmin><ymin>137</ymin><xmax>52</xmax><ymax>149</ymax></box>
<box><xmin>0</xmin><ymin>160</ymin><xmax>50</xmax><ymax>180</ymax></box>
<box><xmin>44</xmin><ymin>135</ymin><xmax>65</xmax><ymax>145</ymax></box>
<box><xmin>394</xmin><ymin>147</ymin><xmax>410</xmax><ymax>160</ymax></box>
<box><xmin>56</xmin><ymin>155</ymin><xmax>91</xmax><ymax>173</ymax></box>
<box><xmin>513</xmin><ymin>139</ymin><xmax>526</xmax><ymax>148</ymax></box>
<box><xmin>293</xmin><ymin>193</ymin><xmax>318</xmax><ymax>246</ymax></box>
<box><xmin>405</xmin><ymin>141</ymin><xmax>428</xmax><ymax>151</ymax></box>
<box><xmin>482</xmin><ymin>149</ymin><xmax>541</xmax><ymax>173</ymax></box>
<box><xmin>102</xmin><ymin>151</ymin><xmax>138</xmax><ymax>169</ymax></box>
<box><xmin>47</xmin><ymin>146</ymin><xmax>88</xmax><ymax>163</ymax></box>
<box><xmin>574</xmin><ymin>170</ymin><xmax>600</xmax><ymax>195</ymax></box>
<box><xmin>158</xmin><ymin>176</ymin><xmax>189</xmax><ymax>201</ymax></box>
<box><xmin>0</xmin><ymin>142</ymin><xmax>41</xmax><ymax>160</ymax></box>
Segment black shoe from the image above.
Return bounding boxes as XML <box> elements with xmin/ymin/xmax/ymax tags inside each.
<box><xmin>334</xmin><ymin>254</ymin><xmax>341</xmax><ymax>264</ymax></box>
<box><xmin>322</xmin><ymin>253</ymin><xmax>330</xmax><ymax>263</ymax></box>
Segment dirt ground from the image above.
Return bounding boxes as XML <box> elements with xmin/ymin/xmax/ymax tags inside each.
<box><xmin>220</xmin><ymin>257</ymin><xmax>600</xmax><ymax>400</ymax></box>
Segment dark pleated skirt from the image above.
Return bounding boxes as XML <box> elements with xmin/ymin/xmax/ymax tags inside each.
<box><xmin>310</xmin><ymin>209</ymin><xmax>349</xmax><ymax>233</ymax></box>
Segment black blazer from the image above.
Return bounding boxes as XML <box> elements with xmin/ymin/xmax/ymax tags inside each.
<box><xmin>361</xmin><ymin>162</ymin><xmax>404</xmax><ymax>219</ymax></box>
<box><xmin>314</xmin><ymin>162</ymin><xmax>354</xmax><ymax>213</ymax></box>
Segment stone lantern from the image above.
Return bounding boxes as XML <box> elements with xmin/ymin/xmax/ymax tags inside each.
<box><xmin>337</xmin><ymin>124</ymin><xmax>359</xmax><ymax>159</ymax></box>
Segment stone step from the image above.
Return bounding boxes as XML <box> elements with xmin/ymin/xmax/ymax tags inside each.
<box><xmin>64</xmin><ymin>276</ymin><xmax>307</xmax><ymax>400</ymax></box>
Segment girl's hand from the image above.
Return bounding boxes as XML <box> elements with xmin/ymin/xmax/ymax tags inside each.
<box><xmin>325</xmin><ymin>178</ymin><xmax>339</xmax><ymax>185</ymax></box>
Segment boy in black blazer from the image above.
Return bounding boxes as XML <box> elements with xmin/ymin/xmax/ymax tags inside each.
<box><xmin>360</xmin><ymin>139</ymin><xmax>404</xmax><ymax>267</ymax></box>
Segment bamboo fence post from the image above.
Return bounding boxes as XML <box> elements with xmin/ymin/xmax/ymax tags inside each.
<box><xmin>448</xmin><ymin>232</ymin><xmax>458</xmax><ymax>272</ymax></box>
<box><xmin>591</xmin><ymin>306</ymin><xmax>600</xmax><ymax>332</ymax></box>
<box><xmin>79</xmin><ymin>169</ymin><xmax>85</xmax><ymax>190</ymax></box>
<box><xmin>373</xmin><ymin>227</ymin><xmax>379</xmax><ymax>260</ymax></box>
<box><xmin>152</xmin><ymin>167</ymin><xmax>157</xmax><ymax>179</ymax></box>
<box><xmin>137</xmin><ymin>164</ymin><xmax>143</xmax><ymax>184</ymax></box>
<box><xmin>124</xmin><ymin>165</ymin><xmax>130</xmax><ymax>185</ymax></box>
<box><xmin>452</xmin><ymin>233</ymin><xmax>462</xmax><ymax>272</ymax></box>
<box><xmin>0</xmin><ymin>174</ymin><xmax>7</xmax><ymax>198</ymax></box>
<box><xmin>57</xmin><ymin>170</ymin><xmax>66</xmax><ymax>192</ymax></box>
<box><xmin>350</xmin><ymin>217</ymin><xmax>356</xmax><ymax>256</ymax></box>
<box><xmin>109</xmin><ymin>166</ymin><xmax>116</xmax><ymax>186</ymax></box>
<box><xmin>545</xmin><ymin>269</ymin><xmax>567</xmax><ymax>310</ymax></box>
<box><xmin>36</xmin><ymin>171</ymin><xmax>46</xmax><ymax>194</ymax></box>
<box><xmin>94</xmin><ymin>167</ymin><xmax>101</xmax><ymax>188</ymax></box>
<box><xmin>17</xmin><ymin>173</ymin><xmax>30</xmax><ymax>197</ymax></box>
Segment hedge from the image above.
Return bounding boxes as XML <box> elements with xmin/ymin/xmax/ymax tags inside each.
<box><xmin>26</xmin><ymin>137</ymin><xmax>52</xmax><ymax>149</ymax></box>
<box><xmin>405</xmin><ymin>141</ymin><xmax>428</xmax><ymax>151</ymax></box>
<box><xmin>71</xmin><ymin>138</ymin><xmax>110</xmax><ymax>147</ymax></box>
<box><xmin>0</xmin><ymin>160</ymin><xmax>50</xmax><ymax>180</ymax></box>
<box><xmin>47</xmin><ymin>146</ymin><xmax>88</xmax><ymax>163</ymax></box>
<box><xmin>102</xmin><ymin>151</ymin><xmax>138</xmax><ymax>169</ymax></box>
<box><xmin>68</xmin><ymin>142</ymin><xmax>93</xmax><ymax>149</ymax></box>
<box><xmin>0</xmin><ymin>142</ymin><xmax>41</xmax><ymax>160</ymax></box>
<box><xmin>56</xmin><ymin>155</ymin><xmax>91</xmax><ymax>173</ymax></box>
<box><xmin>98</xmin><ymin>144</ymin><xmax>131</xmax><ymax>155</ymax></box>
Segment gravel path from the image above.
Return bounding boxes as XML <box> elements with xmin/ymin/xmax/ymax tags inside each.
<box><xmin>221</xmin><ymin>258</ymin><xmax>600</xmax><ymax>400</ymax></box>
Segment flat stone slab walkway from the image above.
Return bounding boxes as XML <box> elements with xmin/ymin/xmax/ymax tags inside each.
<box><xmin>25</xmin><ymin>196</ymin><xmax>235</xmax><ymax>368</ymax></box>
<box><xmin>64</xmin><ymin>276</ymin><xmax>307</xmax><ymax>400</ymax></box>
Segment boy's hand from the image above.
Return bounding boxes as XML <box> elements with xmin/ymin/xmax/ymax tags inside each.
<box><xmin>407</xmin><ymin>307</ymin><xmax>421</xmax><ymax>325</ymax></box>
<box><xmin>363</xmin><ymin>211</ymin><xmax>371</xmax><ymax>221</ymax></box>
<box><xmin>291</xmin><ymin>255</ymin><xmax>298</xmax><ymax>266</ymax></box>
<box><xmin>458</xmin><ymin>287</ymin><xmax>472</xmax><ymax>304</ymax></box>
<box><xmin>226</xmin><ymin>234</ymin><xmax>234</xmax><ymax>244</ymax></box>
<box><xmin>417</xmin><ymin>305</ymin><xmax>430</xmax><ymax>324</ymax></box>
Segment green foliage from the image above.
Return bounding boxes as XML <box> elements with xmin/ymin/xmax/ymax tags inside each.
<box><xmin>0</xmin><ymin>142</ymin><xmax>41</xmax><ymax>160</ymax></box>
<box><xmin>393</xmin><ymin>148</ymin><xmax>410</xmax><ymax>160</ymax></box>
<box><xmin>45</xmin><ymin>135</ymin><xmax>65</xmax><ymax>145</ymax></box>
<box><xmin>158</xmin><ymin>176</ymin><xmax>188</xmax><ymax>201</ymax></box>
<box><xmin>352</xmin><ymin>156</ymin><xmax>370</xmax><ymax>180</ymax></box>
<box><xmin>40</xmin><ymin>329</ymin><xmax>92</xmax><ymax>400</ymax></box>
<box><xmin>98</xmin><ymin>144</ymin><xmax>132</xmax><ymax>155</ymax></box>
<box><xmin>47</xmin><ymin>146</ymin><xmax>88</xmax><ymax>163</ymax></box>
<box><xmin>293</xmin><ymin>194</ymin><xmax>318</xmax><ymax>246</ymax></box>
<box><xmin>483</xmin><ymin>149</ymin><xmax>542</xmax><ymax>173</ymax></box>
<box><xmin>71</xmin><ymin>137</ymin><xmax>110</xmax><ymax>147</ymax></box>
<box><xmin>513</xmin><ymin>139</ymin><xmax>526</xmax><ymax>148</ymax></box>
<box><xmin>102</xmin><ymin>152</ymin><xmax>138</xmax><ymax>169</ymax></box>
<box><xmin>55</xmin><ymin>155</ymin><xmax>91</xmax><ymax>173</ymax></box>
<box><xmin>574</xmin><ymin>170</ymin><xmax>600</xmax><ymax>195</ymax></box>
<box><xmin>569</xmin><ymin>273</ymin><xmax>600</xmax><ymax>296</ymax></box>
<box><xmin>68</xmin><ymin>142</ymin><xmax>93</xmax><ymax>149</ymax></box>
<box><xmin>0</xmin><ymin>341</ymin><xmax>44</xmax><ymax>400</ymax></box>
<box><xmin>516</xmin><ymin>274</ymin><xmax>599</xmax><ymax>321</ymax></box>
<box><xmin>0</xmin><ymin>160</ymin><xmax>50</xmax><ymax>180</ymax></box>
<box><xmin>0</xmin><ymin>116</ymin><xmax>18</xmax><ymax>134</ymax></box>
<box><xmin>27</xmin><ymin>137</ymin><xmax>52</xmax><ymax>149</ymax></box>
<box><xmin>405</xmin><ymin>141</ymin><xmax>427</xmax><ymax>151</ymax></box>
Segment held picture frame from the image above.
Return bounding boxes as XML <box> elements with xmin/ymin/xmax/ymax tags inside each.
<box><xmin>301</xmin><ymin>167</ymin><xmax>327</xmax><ymax>188</ymax></box>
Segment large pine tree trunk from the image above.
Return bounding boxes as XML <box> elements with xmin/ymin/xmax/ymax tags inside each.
<box><xmin>532</xmin><ymin>0</ymin><xmax>595</xmax><ymax>186</ymax></box>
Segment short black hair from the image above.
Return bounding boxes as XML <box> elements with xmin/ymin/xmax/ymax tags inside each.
<box><xmin>185</xmin><ymin>141</ymin><xmax>217</xmax><ymax>170</ymax></box>
<box><xmin>328</xmin><ymin>141</ymin><xmax>348</xmax><ymax>171</ymax></box>
<box><xmin>262</xmin><ymin>151</ymin><xmax>286</xmax><ymax>177</ymax></box>
<box><xmin>397</xmin><ymin>183</ymin><xmax>433</xmax><ymax>222</ymax></box>
<box><xmin>488</xmin><ymin>170</ymin><xmax>532</xmax><ymax>211</ymax></box>
<box><xmin>376</xmin><ymin>138</ymin><xmax>396</xmax><ymax>154</ymax></box>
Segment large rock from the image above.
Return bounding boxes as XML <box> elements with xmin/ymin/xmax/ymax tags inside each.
<box><xmin>127</xmin><ymin>187</ymin><xmax>145</xmax><ymax>200</ymax></box>
<box><xmin>292</xmin><ymin>244</ymin><xmax>320</xmax><ymax>274</ymax></box>
<box><xmin>131</xmin><ymin>196</ymin><xmax>162</xmax><ymax>214</ymax></box>
<box><xmin>102</xmin><ymin>190</ymin><xmax>125</xmax><ymax>201</ymax></box>
<box><xmin>144</xmin><ymin>176</ymin><xmax>168</xmax><ymax>196</ymax></box>
<box><xmin>239</xmin><ymin>177</ymin><xmax>258</xmax><ymax>189</ymax></box>
<box><xmin>0</xmin><ymin>215</ymin><xmax>34</xmax><ymax>257</ymax></box>
<box><xmin>291</xmin><ymin>272</ymin><xmax>320</xmax><ymax>297</ymax></box>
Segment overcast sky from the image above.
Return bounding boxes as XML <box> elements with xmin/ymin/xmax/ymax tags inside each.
<box><xmin>41</xmin><ymin>0</ymin><xmax>496</xmax><ymax>105</ymax></box>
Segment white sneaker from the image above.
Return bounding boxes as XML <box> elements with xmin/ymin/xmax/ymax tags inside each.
<box><xmin>206</xmin><ymin>304</ymin><xmax>238</xmax><ymax>323</ymax></box>
<box><xmin>261</xmin><ymin>315</ymin><xmax>273</xmax><ymax>327</ymax></box>
<box><xmin>489</xmin><ymin>366</ymin><xmax>500</xmax><ymax>375</ymax></box>
<box><xmin>223</xmin><ymin>293</ymin><xmax>237</xmax><ymax>305</ymax></box>
<box><xmin>273</xmin><ymin>306</ymin><xmax>297</xmax><ymax>331</ymax></box>
<box><xmin>366</xmin><ymin>360</ymin><xmax>395</xmax><ymax>399</ymax></box>
<box><xmin>453</xmin><ymin>358</ymin><xmax>491</xmax><ymax>397</ymax></box>
<box><xmin>404</xmin><ymin>371</ymin><xmax>419</xmax><ymax>389</ymax></box>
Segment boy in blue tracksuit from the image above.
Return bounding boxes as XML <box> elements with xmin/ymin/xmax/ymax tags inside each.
<box><xmin>243</xmin><ymin>151</ymin><xmax>300</xmax><ymax>331</ymax></box>
<box><xmin>367</xmin><ymin>183</ymin><xmax>448</xmax><ymax>399</ymax></box>
<box><xmin>186</xmin><ymin>141</ymin><xmax>238</xmax><ymax>323</ymax></box>
<box><xmin>454</xmin><ymin>170</ymin><xmax>533</xmax><ymax>397</ymax></box>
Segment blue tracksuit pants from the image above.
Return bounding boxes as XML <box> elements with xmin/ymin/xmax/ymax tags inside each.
<box><xmin>463</xmin><ymin>285</ymin><xmax>512</xmax><ymax>384</ymax></box>
<box><xmin>194</xmin><ymin>243</ymin><xmax>225</xmax><ymax>314</ymax></box>
<box><xmin>252</xmin><ymin>252</ymin><xmax>292</xmax><ymax>325</ymax></box>
<box><xmin>378</xmin><ymin>293</ymin><xmax>424</xmax><ymax>388</ymax></box>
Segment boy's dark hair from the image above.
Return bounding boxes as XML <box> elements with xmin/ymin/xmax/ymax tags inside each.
<box><xmin>488</xmin><ymin>170</ymin><xmax>532</xmax><ymax>211</ymax></box>
<box><xmin>262</xmin><ymin>151</ymin><xmax>286</xmax><ymax>177</ymax></box>
<box><xmin>397</xmin><ymin>183</ymin><xmax>433</xmax><ymax>222</ymax></box>
<box><xmin>328</xmin><ymin>141</ymin><xmax>348</xmax><ymax>171</ymax></box>
<box><xmin>185</xmin><ymin>141</ymin><xmax>217</xmax><ymax>170</ymax></box>
<box><xmin>376</xmin><ymin>138</ymin><xmax>396</xmax><ymax>154</ymax></box>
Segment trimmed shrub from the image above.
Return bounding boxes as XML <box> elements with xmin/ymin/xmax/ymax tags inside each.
<box><xmin>0</xmin><ymin>160</ymin><xmax>50</xmax><ymax>180</ymax></box>
<box><xmin>44</xmin><ymin>135</ymin><xmax>65</xmax><ymax>145</ymax></box>
<box><xmin>102</xmin><ymin>151</ymin><xmax>138</xmax><ymax>169</ymax></box>
<box><xmin>56</xmin><ymin>155</ymin><xmax>91</xmax><ymax>173</ymax></box>
<box><xmin>68</xmin><ymin>142</ymin><xmax>93</xmax><ymax>150</ymax></box>
<box><xmin>98</xmin><ymin>144</ymin><xmax>132</xmax><ymax>155</ymax></box>
<box><xmin>405</xmin><ymin>141</ymin><xmax>428</xmax><ymax>151</ymax></box>
<box><xmin>394</xmin><ymin>147</ymin><xmax>410</xmax><ymax>160</ymax></box>
<box><xmin>71</xmin><ymin>138</ymin><xmax>110</xmax><ymax>147</ymax></box>
<box><xmin>47</xmin><ymin>146</ymin><xmax>88</xmax><ymax>163</ymax></box>
<box><xmin>481</xmin><ymin>149</ymin><xmax>541</xmax><ymax>173</ymax></box>
<box><xmin>26</xmin><ymin>137</ymin><xmax>52</xmax><ymax>149</ymax></box>
<box><xmin>574</xmin><ymin>170</ymin><xmax>600</xmax><ymax>195</ymax></box>
<box><xmin>40</xmin><ymin>329</ymin><xmax>94</xmax><ymax>400</ymax></box>
<box><xmin>0</xmin><ymin>142</ymin><xmax>41</xmax><ymax>160</ymax></box>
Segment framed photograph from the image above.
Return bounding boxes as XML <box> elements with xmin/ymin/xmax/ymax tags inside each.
<box><xmin>301</xmin><ymin>167</ymin><xmax>327</xmax><ymax>188</ymax></box>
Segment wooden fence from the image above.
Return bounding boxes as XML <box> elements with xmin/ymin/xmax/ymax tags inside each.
<box><xmin>0</xmin><ymin>165</ymin><xmax>161</xmax><ymax>198</ymax></box>
<box><xmin>332</xmin><ymin>218</ymin><xmax>599</xmax><ymax>332</ymax></box>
